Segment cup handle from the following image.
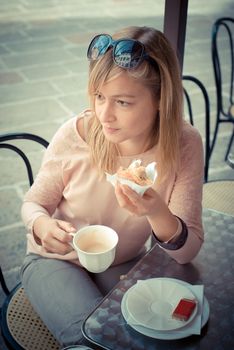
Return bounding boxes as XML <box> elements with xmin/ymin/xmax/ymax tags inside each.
<box><xmin>69</xmin><ymin>232</ymin><xmax>75</xmax><ymax>248</ymax></box>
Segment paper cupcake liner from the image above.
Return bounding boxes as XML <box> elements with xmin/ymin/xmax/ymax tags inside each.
<box><xmin>106</xmin><ymin>159</ymin><xmax>157</xmax><ymax>196</ymax></box>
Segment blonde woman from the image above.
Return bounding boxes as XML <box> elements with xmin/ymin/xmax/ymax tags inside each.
<box><xmin>21</xmin><ymin>26</ymin><xmax>204</xmax><ymax>346</ymax></box>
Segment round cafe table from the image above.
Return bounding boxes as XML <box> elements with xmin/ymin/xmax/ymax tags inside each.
<box><xmin>82</xmin><ymin>208</ymin><xmax>234</xmax><ymax>350</ymax></box>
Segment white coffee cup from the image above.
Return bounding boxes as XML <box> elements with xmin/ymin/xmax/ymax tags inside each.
<box><xmin>72</xmin><ymin>225</ymin><xmax>119</xmax><ymax>273</ymax></box>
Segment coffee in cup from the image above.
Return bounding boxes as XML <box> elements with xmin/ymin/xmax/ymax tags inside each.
<box><xmin>72</xmin><ymin>225</ymin><xmax>118</xmax><ymax>273</ymax></box>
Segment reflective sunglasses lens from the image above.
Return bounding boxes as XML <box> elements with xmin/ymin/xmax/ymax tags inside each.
<box><xmin>114</xmin><ymin>40</ymin><xmax>144</xmax><ymax>68</ymax></box>
<box><xmin>87</xmin><ymin>35</ymin><xmax>111</xmax><ymax>60</ymax></box>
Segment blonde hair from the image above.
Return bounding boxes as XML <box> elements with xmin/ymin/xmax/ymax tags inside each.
<box><xmin>86</xmin><ymin>26</ymin><xmax>183</xmax><ymax>180</ymax></box>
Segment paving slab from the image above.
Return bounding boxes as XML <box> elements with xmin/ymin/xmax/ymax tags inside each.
<box><xmin>22</xmin><ymin>64</ymin><xmax>70</xmax><ymax>80</ymax></box>
<box><xmin>0</xmin><ymin>98</ymin><xmax>67</xmax><ymax>131</ymax></box>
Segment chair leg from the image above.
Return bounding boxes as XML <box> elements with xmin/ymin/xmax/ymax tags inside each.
<box><xmin>0</xmin><ymin>267</ymin><xmax>10</xmax><ymax>295</ymax></box>
<box><xmin>224</xmin><ymin>128</ymin><xmax>234</xmax><ymax>161</ymax></box>
<box><xmin>209</xmin><ymin>118</ymin><xmax>220</xmax><ymax>160</ymax></box>
<box><xmin>204</xmin><ymin>164</ymin><xmax>208</xmax><ymax>184</ymax></box>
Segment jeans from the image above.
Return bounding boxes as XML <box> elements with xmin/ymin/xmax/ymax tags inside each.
<box><xmin>21</xmin><ymin>253</ymin><xmax>141</xmax><ymax>346</ymax></box>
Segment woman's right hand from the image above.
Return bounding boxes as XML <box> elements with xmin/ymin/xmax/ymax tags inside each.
<box><xmin>33</xmin><ymin>216</ymin><xmax>76</xmax><ymax>255</ymax></box>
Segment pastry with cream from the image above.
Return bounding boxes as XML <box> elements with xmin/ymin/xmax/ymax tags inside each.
<box><xmin>106</xmin><ymin>159</ymin><xmax>157</xmax><ymax>196</ymax></box>
<box><xmin>117</xmin><ymin>164</ymin><xmax>153</xmax><ymax>186</ymax></box>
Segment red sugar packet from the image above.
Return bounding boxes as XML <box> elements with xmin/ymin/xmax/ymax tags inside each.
<box><xmin>172</xmin><ymin>298</ymin><xmax>197</xmax><ymax>321</ymax></box>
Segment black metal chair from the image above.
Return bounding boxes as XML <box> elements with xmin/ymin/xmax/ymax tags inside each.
<box><xmin>0</xmin><ymin>133</ymin><xmax>61</xmax><ymax>350</ymax></box>
<box><xmin>182</xmin><ymin>75</ymin><xmax>210</xmax><ymax>183</ymax></box>
<box><xmin>182</xmin><ymin>75</ymin><xmax>234</xmax><ymax>216</ymax></box>
<box><xmin>210</xmin><ymin>17</ymin><xmax>234</xmax><ymax>161</ymax></box>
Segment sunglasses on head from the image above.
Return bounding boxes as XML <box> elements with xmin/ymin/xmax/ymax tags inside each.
<box><xmin>87</xmin><ymin>34</ymin><xmax>156</xmax><ymax>69</ymax></box>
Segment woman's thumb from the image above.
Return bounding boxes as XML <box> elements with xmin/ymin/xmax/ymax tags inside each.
<box><xmin>57</xmin><ymin>220</ymin><xmax>76</xmax><ymax>233</ymax></box>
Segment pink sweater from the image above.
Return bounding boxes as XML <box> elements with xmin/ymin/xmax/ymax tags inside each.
<box><xmin>21</xmin><ymin>113</ymin><xmax>204</xmax><ymax>265</ymax></box>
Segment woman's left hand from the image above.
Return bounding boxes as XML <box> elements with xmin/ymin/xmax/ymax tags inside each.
<box><xmin>115</xmin><ymin>182</ymin><xmax>161</xmax><ymax>217</ymax></box>
<box><xmin>115</xmin><ymin>182</ymin><xmax>179</xmax><ymax>242</ymax></box>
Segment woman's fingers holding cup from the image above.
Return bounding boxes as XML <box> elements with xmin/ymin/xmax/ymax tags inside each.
<box><xmin>40</xmin><ymin>219</ymin><xmax>76</xmax><ymax>254</ymax></box>
<box><xmin>44</xmin><ymin>238</ymin><xmax>73</xmax><ymax>255</ymax></box>
<box><xmin>57</xmin><ymin>219</ymin><xmax>76</xmax><ymax>232</ymax></box>
<box><xmin>55</xmin><ymin>220</ymin><xmax>76</xmax><ymax>242</ymax></box>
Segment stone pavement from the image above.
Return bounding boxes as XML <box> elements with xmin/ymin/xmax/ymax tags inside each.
<box><xmin>0</xmin><ymin>0</ymin><xmax>234</xmax><ymax>349</ymax></box>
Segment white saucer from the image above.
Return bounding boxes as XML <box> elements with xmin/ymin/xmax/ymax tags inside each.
<box><xmin>121</xmin><ymin>278</ymin><xmax>209</xmax><ymax>340</ymax></box>
<box><xmin>126</xmin><ymin>278</ymin><xmax>197</xmax><ymax>331</ymax></box>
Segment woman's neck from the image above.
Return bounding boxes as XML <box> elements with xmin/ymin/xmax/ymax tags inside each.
<box><xmin>117</xmin><ymin>131</ymin><xmax>158</xmax><ymax>157</ymax></box>
<box><xmin>117</xmin><ymin>139</ymin><xmax>156</xmax><ymax>157</ymax></box>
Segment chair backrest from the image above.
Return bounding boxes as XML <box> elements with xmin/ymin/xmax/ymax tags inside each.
<box><xmin>0</xmin><ymin>132</ymin><xmax>60</xmax><ymax>350</ymax></box>
<box><xmin>0</xmin><ymin>132</ymin><xmax>49</xmax><ymax>186</ymax></box>
<box><xmin>182</xmin><ymin>75</ymin><xmax>210</xmax><ymax>183</ymax></box>
<box><xmin>0</xmin><ymin>132</ymin><xmax>49</xmax><ymax>298</ymax></box>
<box><xmin>211</xmin><ymin>17</ymin><xmax>234</xmax><ymax>118</ymax></box>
